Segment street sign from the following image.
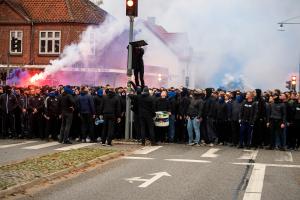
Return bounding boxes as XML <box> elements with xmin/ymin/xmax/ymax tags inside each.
<box><xmin>125</xmin><ymin>172</ymin><xmax>171</xmax><ymax>188</ymax></box>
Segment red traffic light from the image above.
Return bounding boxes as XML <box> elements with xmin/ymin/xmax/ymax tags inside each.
<box><xmin>126</xmin><ymin>0</ymin><xmax>138</xmax><ymax>17</ymax></box>
<box><xmin>127</xmin><ymin>0</ymin><xmax>134</xmax><ymax>7</ymax></box>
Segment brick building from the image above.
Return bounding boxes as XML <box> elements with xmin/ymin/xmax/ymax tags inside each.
<box><xmin>0</xmin><ymin>0</ymin><xmax>107</xmax><ymax>69</ymax></box>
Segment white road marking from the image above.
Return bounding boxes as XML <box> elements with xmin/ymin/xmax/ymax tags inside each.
<box><xmin>133</xmin><ymin>146</ymin><xmax>162</xmax><ymax>155</ymax></box>
<box><xmin>0</xmin><ymin>141</ymin><xmax>38</xmax><ymax>149</ymax></box>
<box><xmin>200</xmin><ymin>148</ymin><xmax>220</xmax><ymax>158</ymax></box>
<box><xmin>165</xmin><ymin>159</ymin><xmax>211</xmax><ymax>163</ymax></box>
<box><xmin>54</xmin><ymin>143</ymin><xmax>95</xmax><ymax>151</ymax></box>
<box><xmin>126</xmin><ymin>172</ymin><xmax>171</xmax><ymax>188</ymax></box>
<box><xmin>275</xmin><ymin>151</ymin><xmax>293</xmax><ymax>162</ymax></box>
<box><xmin>22</xmin><ymin>142</ymin><xmax>61</xmax><ymax>150</ymax></box>
<box><xmin>243</xmin><ymin>164</ymin><xmax>266</xmax><ymax>200</ymax></box>
<box><xmin>233</xmin><ymin>163</ymin><xmax>300</xmax><ymax>168</ymax></box>
<box><xmin>238</xmin><ymin>150</ymin><xmax>258</xmax><ymax>160</ymax></box>
<box><xmin>123</xmin><ymin>156</ymin><xmax>154</xmax><ymax>160</ymax></box>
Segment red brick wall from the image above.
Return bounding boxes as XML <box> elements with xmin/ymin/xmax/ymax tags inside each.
<box><xmin>32</xmin><ymin>24</ymin><xmax>88</xmax><ymax>65</ymax></box>
<box><xmin>0</xmin><ymin>2</ymin><xmax>90</xmax><ymax>66</ymax></box>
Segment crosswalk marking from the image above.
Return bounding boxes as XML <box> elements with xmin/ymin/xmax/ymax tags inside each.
<box><xmin>22</xmin><ymin>142</ymin><xmax>61</xmax><ymax>150</ymax></box>
<box><xmin>243</xmin><ymin>163</ymin><xmax>266</xmax><ymax>200</ymax></box>
<box><xmin>54</xmin><ymin>143</ymin><xmax>95</xmax><ymax>151</ymax></box>
<box><xmin>238</xmin><ymin>150</ymin><xmax>258</xmax><ymax>160</ymax></box>
<box><xmin>200</xmin><ymin>148</ymin><xmax>220</xmax><ymax>158</ymax></box>
<box><xmin>133</xmin><ymin>146</ymin><xmax>162</xmax><ymax>155</ymax></box>
<box><xmin>0</xmin><ymin>141</ymin><xmax>38</xmax><ymax>149</ymax></box>
<box><xmin>275</xmin><ymin>151</ymin><xmax>293</xmax><ymax>162</ymax></box>
<box><xmin>165</xmin><ymin>159</ymin><xmax>211</xmax><ymax>163</ymax></box>
<box><xmin>123</xmin><ymin>156</ymin><xmax>154</xmax><ymax>160</ymax></box>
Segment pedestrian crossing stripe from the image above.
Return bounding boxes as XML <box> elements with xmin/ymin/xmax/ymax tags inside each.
<box><xmin>22</xmin><ymin>142</ymin><xmax>61</xmax><ymax>150</ymax></box>
<box><xmin>0</xmin><ymin>141</ymin><xmax>38</xmax><ymax>149</ymax></box>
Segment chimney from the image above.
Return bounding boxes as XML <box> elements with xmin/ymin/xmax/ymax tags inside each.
<box><xmin>147</xmin><ymin>17</ymin><xmax>156</xmax><ymax>25</ymax></box>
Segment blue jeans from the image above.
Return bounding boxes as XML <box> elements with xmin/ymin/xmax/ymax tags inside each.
<box><xmin>187</xmin><ymin>117</ymin><xmax>200</xmax><ymax>144</ymax></box>
<box><xmin>239</xmin><ymin>121</ymin><xmax>253</xmax><ymax>146</ymax></box>
<box><xmin>168</xmin><ymin>115</ymin><xmax>175</xmax><ymax>142</ymax></box>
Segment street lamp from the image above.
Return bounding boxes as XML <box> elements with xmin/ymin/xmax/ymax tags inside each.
<box><xmin>278</xmin><ymin>16</ymin><xmax>300</xmax><ymax>92</ymax></box>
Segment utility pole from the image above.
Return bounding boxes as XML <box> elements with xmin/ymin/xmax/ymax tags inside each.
<box><xmin>125</xmin><ymin>0</ymin><xmax>138</xmax><ymax>140</ymax></box>
<box><xmin>125</xmin><ymin>16</ymin><xmax>134</xmax><ymax>140</ymax></box>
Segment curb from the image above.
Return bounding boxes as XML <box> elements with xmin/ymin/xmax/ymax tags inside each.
<box><xmin>0</xmin><ymin>151</ymin><xmax>124</xmax><ymax>199</ymax></box>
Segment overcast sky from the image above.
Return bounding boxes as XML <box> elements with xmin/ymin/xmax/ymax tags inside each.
<box><xmin>101</xmin><ymin>0</ymin><xmax>300</xmax><ymax>89</ymax></box>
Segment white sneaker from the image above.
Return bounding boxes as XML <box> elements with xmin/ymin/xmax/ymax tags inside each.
<box><xmin>209</xmin><ymin>143</ymin><xmax>214</xmax><ymax>147</ymax></box>
<box><xmin>75</xmin><ymin>138</ymin><xmax>80</xmax><ymax>142</ymax></box>
<box><xmin>187</xmin><ymin>143</ymin><xmax>195</xmax><ymax>146</ymax></box>
<box><xmin>86</xmin><ymin>137</ymin><xmax>91</xmax><ymax>143</ymax></box>
<box><xmin>82</xmin><ymin>139</ymin><xmax>86</xmax><ymax>143</ymax></box>
<box><xmin>97</xmin><ymin>137</ymin><xmax>101</xmax><ymax>143</ymax></box>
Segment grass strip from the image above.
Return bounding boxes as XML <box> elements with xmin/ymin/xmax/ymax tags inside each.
<box><xmin>0</xmin><ymin>148</ymin><xmax>114</xmax><ymax>190</ymax></box>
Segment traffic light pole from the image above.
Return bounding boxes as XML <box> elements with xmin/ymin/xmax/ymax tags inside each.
<box><xmin>125</xmin><ymin>16</ymin><xmax>134</xmax><ymax>140</ymax></box>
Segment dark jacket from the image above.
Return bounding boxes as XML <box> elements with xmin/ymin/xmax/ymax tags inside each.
<box><xmin>28</xmin><ymin>95</ymin><xmax>44</xmax><ymax>113</ymax></box>
<box><xmin>215</xmin><ymin>101</ymin><xmax>228</xmax><ymax>121</ymax></box>
<box><xmin>267</xmin><ymin>101</ymin><xmax>287</xmax><ymax>123</ymax></box>
<box><xmin>203</xmin><ymin>96</ymin><xmax>217</xmax><ymax>119</ymax></box>
<box><xmin>230</xmin><ymin>100</ymin><xmax>242</xmax><ymax>121</ymax></box>
<box><xmin>187</xmin><ymin>97</ymin><xmax>204</xmax><ymax>118</ymax></box>
<box><xmin>239</xmin><ymin>100</ymin><xmax>255</xmax><ymax>124</ymax></box>
<box><xmin>154</xmin><ymin>98</ymin><xmax>170</xmax><ymax>112</ymax></box>
<box><xmin>0</xmin><ymin>93</ymin><xmax>18</xmax><ymax>114</ymax></box>
<box><xmin>45</xmin><ymin>96</ymin><xmax>60</xmax><ymax>116</ymax></box>
<box><xmin>100</xmin><ymin>92</ymin><xmax>121</xmax><ymax>118</ymax></box>
<box><xmin>130</xmin><ymin>93</ymin><xmax>155</xmax><ymax>118</ymax></box>
<box><xmin>78</xmin><ymin>92</ymin><xmax>95</xmax><ymax>114</ymax></box>
<box><xmin>94</xmin><ymin>95</ymin><xmax>104</xmax><ymax>115</ymax></box>
<box><xmin>294</xmin><ymin>102</ymin><xmax>300</xmax><ymax>120</ymax></box>
<box><xmin>59</xmin><ymin>93</ymin><xmax>76</xmax><ymax>114</ymax></box>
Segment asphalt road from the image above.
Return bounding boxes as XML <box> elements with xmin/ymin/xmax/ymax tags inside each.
<box><xmin>3</xmin><ymin>142</ymin><xmax>300</xmax><ymax>200</ymax></box>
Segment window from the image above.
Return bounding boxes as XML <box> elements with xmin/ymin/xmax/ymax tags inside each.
<box><xmin>39</xmin><ymin>31</ymin><xmax>61</xmax><ymax>54</ymax></box>
<box><xmin>10</xmin><ymin>31</ymin><xmax>23</xmax><ymax>54</ymax></box>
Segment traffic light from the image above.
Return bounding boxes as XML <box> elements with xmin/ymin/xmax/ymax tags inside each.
<box><xmin>11</xmin><ymin>37</ymin><xmax>21</xmax><ymax>52</ymax></box>
<box><xmin>286</xmin><ymin>81</ymin><xmax>291</xmax><ymax>90</ymax></box>
<box><xmin>291</xmin><ymin>76</ymin><xmax>297</xmax><ymax>91</ymax></box>
<box><xmin>126</xmin><ymin>0</ymin><xmax>138</xmax><ymax>17</ymax></box>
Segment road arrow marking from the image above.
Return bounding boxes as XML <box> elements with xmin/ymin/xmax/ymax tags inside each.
<box><xmin>238</xmin><ymin>150</ymin><xmax>258</xmax><ymax>160</ymax></box>
<box><xmin>275</xmin><ymin>151</ymin><xmax>293</xmax><ymax>162</ymax></box>
<box><xmin>125</xmin><ymin>172</ymin><xmax>171</xmax><ymax>188</ymax></box>
<box><xmin>200</xmin><ymin>148</ymin><xmax>220</xmax><ymax>158</ymax></box>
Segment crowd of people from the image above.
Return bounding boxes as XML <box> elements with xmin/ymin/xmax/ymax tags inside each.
<box><xmin>0</xmin><ymin>84</ymin><xmax>299</xmax><ymax>150</ymax></box>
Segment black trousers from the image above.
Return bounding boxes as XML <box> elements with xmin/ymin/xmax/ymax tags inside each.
<box><xmin>45</xmin><ymin>114</ymin><xmax>60</xmax><ymax>139</ymax></box>
<box><xmin>60</xmin><ymin>112</ymin><xmax>73</xmax><ymax>142</ymax></box>
<box><xmin>206</xmin><ymin>118</ymin><xmax>217</xmax><ymax>143</ymax></box>
<box><xmin>269</xmin><ymin>119</ymin><xmax>283</xmax><ymax>148</ymax></box>
<box><xmin>216</xmin><ymin>120</ymin><xmax>227</xmax><ymax>143</ymax></box>
<box><xmin>28</xmin><ymin>112</ymin><xmax>44</xmax><ymax>139</ymax></box>
<box><xmin>231</xmin><ymin>121</ymin><xmax>240</xmax><ymax>145</ymax></box>
<box><xmin>133</xmin><ymin>113</ymin><xmax>141</xmax><ymax>140</ymax></box>
<box><xmin>102</xmin><ymin>117</ymin><xmax>116</xmax><ymax>145</ymax></box>
<box><xmin>252</xmin><ymin>119</ymin><xmax>266</xmax><ymax>147</ymax></box>
<box><xmin>139</xmin><ymin>115</ymin><xmax>155</xmax><ymax>144</ymax></box>
<box><xmin>134</xmin><ymin>68</ymin><xmax>144</xmax><ymax>87</ymax></box>
<box><xmin>2</xmin><ymin>112</ymin><xmax>16</xmax><ymax>138</ymax></box>
<box><xmin>80</xmin><ymin>113</ymin><xmax>94</xmax><ymax>140</ymax></box>
<box><xmin>287</xmin><ymin>121</ymin><xmax>299</xmax><ymax>149</ymax></box>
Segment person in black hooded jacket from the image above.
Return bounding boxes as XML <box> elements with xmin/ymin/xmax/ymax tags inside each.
<box><xmin>58</xmin><ymin>86</ymin><xmax>75</xmax><ymax>144</ymax></box>
<box><xmin>129</xmin><ymin>86</ymin><xmax>156</xmax><ymax>146</ymax></box>
<box><xmin>100</xmin><ymin>87</ymin><xmax>121</xmax><ymax>146</ymax></box>
<box><xmin>0</xmin><ymin>86</ymin><xmax>18</xmax><ymax>138</ymax></box>
<box><xmin>44</xmin><ymin>89</ymin><xmax>60</xmax><ymax>140</ymax></box>
<box><xmin>176</xmin><ymin>87</ymin><xmax>189</xmax><ymax>143</ymax></box>
<box><xmin>252</xmin><ymin>89</ymin><xmax>267</xmax><ymax>148</ymax></box>
<box><xmin>202</xmin><ymin>88</ymin><xmax>217</xmax><ymax>146</ymax></box>
<box><xmin>215</xmin><ymin>92</ymin><xmax>228</xmax><ymax>145</ymax></box>
<box><xmin>293</xmin><ymin>94</ymin><xmax>300</xmax><ymax>150</ymax></box>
